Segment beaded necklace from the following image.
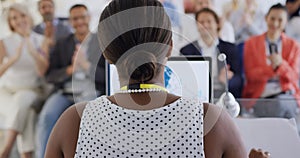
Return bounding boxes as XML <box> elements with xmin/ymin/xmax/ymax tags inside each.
<box><xmin>118</xmin><ymin>84</ymin><xmax>168</xmax><ymax>93</ymax></box>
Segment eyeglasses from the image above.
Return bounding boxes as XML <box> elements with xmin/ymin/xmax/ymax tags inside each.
<box><xmin>70</xmin><ymin>14</ymin><xmax>89</xmax><ymax>22</ymax></box>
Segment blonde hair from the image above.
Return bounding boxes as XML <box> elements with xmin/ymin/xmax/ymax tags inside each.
<box><xmin>6</xmin><ymin>3</ymin><xmax>34</xmax><ymax>32</ymax></box>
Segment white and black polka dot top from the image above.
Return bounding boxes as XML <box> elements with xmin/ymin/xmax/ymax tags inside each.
<box><xmin>75</xmin><ymin>96</ymin><xmax>205</xmax><ymax>158</ymax></box>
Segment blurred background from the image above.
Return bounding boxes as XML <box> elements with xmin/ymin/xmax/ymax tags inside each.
<box><xmin>1</xmin><ymin>0</ymin><xmax>299</xmax><ymax>158</ymax></box>
<box><xmin>0</xmin><ymin>0</ymin><xmax>286</xmax><ymax>39</ymax></box>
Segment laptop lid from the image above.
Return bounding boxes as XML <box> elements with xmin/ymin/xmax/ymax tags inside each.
<box><xmin>106</xmin><ymin>56</ymin><xmax>212</xmax><ymax>103</ymax></box>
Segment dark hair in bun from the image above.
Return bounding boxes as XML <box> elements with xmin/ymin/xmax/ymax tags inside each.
<box><xmin>98</xmin><ymin>0</ymin><xmax>172</xmax><ymax>83</ymax></box>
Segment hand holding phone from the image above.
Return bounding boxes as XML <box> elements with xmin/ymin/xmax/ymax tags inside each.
<box><xmin>269</xmin><ymin>43</ymin><xmax>278</xmax><ymax>54</ymax></box>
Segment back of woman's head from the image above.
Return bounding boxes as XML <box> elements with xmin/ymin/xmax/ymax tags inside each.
<box><xmin>98</xmin><ymin>0</ymin><xmax>172</xmax><ymax>83</ymax></box>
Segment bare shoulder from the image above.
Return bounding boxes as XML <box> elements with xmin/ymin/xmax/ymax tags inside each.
<box><xmin>74</xmin><ymin>101</ymin><xmax>89</xmax><ymax>117</ymax></box>
<box><xmin>44</xmin><ymin>102</ymin><xmax>88</xmax><ymax>158</ymax></box>
<box><xmin>203</xmin><ymin>103</ymin><xmax>247</xmax><ymax>158</ymax></box>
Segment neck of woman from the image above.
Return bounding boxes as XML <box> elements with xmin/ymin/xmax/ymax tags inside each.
<box><xmin>120</xmin><ymin>76</ymin><xmax>165</xmax><ymax>89</ymax></box>
<box><xmin>266</xmin><ymin>31</ymin><xmax>281</xmax><ymax>42</ymax></box>
<box><xmin>17</xmin><ymin>30</ymin><xmax>31</xmax><ymax>37</ymax></box>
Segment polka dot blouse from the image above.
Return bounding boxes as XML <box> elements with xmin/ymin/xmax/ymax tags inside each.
<box><xmin>75</xmin><ymin>96</ymin><xmax>205</xmax><ymax>157</ymax></box>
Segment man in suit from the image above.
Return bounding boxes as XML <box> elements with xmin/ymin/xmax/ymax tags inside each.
<box><xmin>33</xmin><ymin>0</ymin><xmax>71</xmax><ymax>49</ymax></box>
<box><xmin>180</xmin><ymin>8</ymin><xmax>242</xmax><ymax>98</ymax></box>
<box><xmin>243</xmin><ymin>4</ymin><xmax>300</xmax><ymax>118</ymax></box>
<box><xmin>35</xmin><ymin>4</ymin><xmax>106</xmax><ymax>158</ymax></box>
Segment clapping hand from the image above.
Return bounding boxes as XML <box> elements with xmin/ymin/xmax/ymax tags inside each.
<box><xmin>25</xmin><ymin>37</ymin><xmax>38</xmax><ymax>57</ymax></box>
<box><xmin>72</xmin><ymin>44</ymin><xmax>90</xmax><ymax>71</ymax></box>
<box><xmin>44</xmin><ymin>21</ymin><xmax>55</xmax><ymax>46</ymax></box>
<box><xmin>269</xmin><ymin>53</ymin><xmax>282</xmax><ymax>69</ymax></box>
<box><xmin>244</xmin><ymin>12</ymin><xmax>254</xmax><ymax>26</ymax></box>
<box><xmin>44</xmin><ymin>21</ymin><xmax>55</xmax><ymax>39</ymax></box>
<box><xmin>11</xmin><ymin>40</ymin><xmax>25</xmax><ymax>63</ymax></box>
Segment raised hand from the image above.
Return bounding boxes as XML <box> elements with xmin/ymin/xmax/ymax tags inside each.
<box><xmin>25</xmin><ymin>37</ymin><xmax>35</xmax><ymax>54</ymax></box>
<box><xmin>24</xmin><ymin>37</ymin><xmax>49</xmax><ymax>76</ymax></box>
<box><xmin>269</xmin><ymin>53</ymin><xmax>282</xmax><ymax>69</ymax></box>
<box><xmin>44</xmin><ymin>21</ymin><xmax>55</xmax><ymax>46</ymax></box>
<box><xmin>10</xmin><ymin>40</ymin><xmax>25</xmax><ymax>62</ymax></box>
<box><xmin>44</xmin><ymin>21</ymin><xmax>55</xmax><ymax>39</ymax></box>
<box><xmin>73</xmin><ymin>44</ymin><xmax>90</xmax><ymax>71</ymax></box>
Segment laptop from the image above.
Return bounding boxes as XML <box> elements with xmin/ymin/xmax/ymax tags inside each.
<box><xmin>106</xmin><ymin>56</ymin><xmax>212</xmax><ymax>103</ymax></box>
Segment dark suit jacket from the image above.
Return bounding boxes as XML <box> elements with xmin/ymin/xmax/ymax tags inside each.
<box><xmin>33</xmin><ymin>19</ymin><xmax>71</xmax><ymax>41</ymax></box>
<box><xmin>46</xmin><ymin>34</ymin><xmax>106</xmax><ymax>95</ymax></box>
<box><xmin>33</xmin><ymin>19</ymin><xmax>72</xmax><ymax>55</ymax></box>
<box><xmin>180</xmin><ymin>39</ymin><xmax>243</xmax><ymax>98</ymax></box>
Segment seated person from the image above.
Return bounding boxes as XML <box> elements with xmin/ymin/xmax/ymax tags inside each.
<box><xmin>0</xmin><ymin>3</ymin><xmax>49</xmax><ymax>158</ymax></box>
<box><xmin>45</xmin><ymin>1</ymin><xmax>268</xmax><ymax>157</ymax></box>
<box><xmin>222</xmin><ymin>0</ymin><xmax>242</xmax><ymax>20</ymax></box>
<box><xmin>35</xmin><ymin>4</ymin><xmax>106</xmax><ymax>158</ymax></box>
<box><xmin>194</xmin><ymin>0</ymin><xmax>235</xmax><ymax>43</ymax></box>
<box><xmin>180</xmin><ymin>8</ymin><xmax>242</xmax><ymax>98</ymax></box>
<box><xmin>228</xmin><ymin>0</ymin><xmax>267</xmax><ymax>44</ymax></box>
<box><xmin>243</xmin><ymin>3</ymin><xmax>300</xmax><ymax>118</ymax></box>
<box><xmin>33</xmin><ymin>0</ymin><xmax>72</xmax><ymax>49</ymax></box>
<box><xmin>286</xmin><ymin>0</ymin><xmax>300</xmax><ymax>19</ymax></box>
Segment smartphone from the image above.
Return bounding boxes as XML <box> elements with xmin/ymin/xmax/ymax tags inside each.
<box><xmin>269</xmin><ymin>43</ymin><xmax>278</xmax><ymax>54</ymax></box>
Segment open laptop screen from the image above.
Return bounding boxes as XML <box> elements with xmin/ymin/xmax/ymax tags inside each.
<box><xmin>106</xmin><ymin>56</ymin><xmax>212</xmax><ymax>103</ymax></box>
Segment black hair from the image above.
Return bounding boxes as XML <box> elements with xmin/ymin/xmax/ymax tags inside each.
<box><xmin>98</xmin><ymin>0</ymin><xmax>172</xmax><ymax>83</ymax></box>
<box><xmin>195</xmin><ymin>7</ymin><xmax>220</xmax><ymax>31</ymax></box>
<box><xmin>266</xmin><ymin>3</ymin><xmax>288</xmax><ymax>16</ymax></box>
<box><xmin>69</xmin><ymin>4</ymin><xmax>88</xmax><ymax>13</ymax></box>
<box><xmin>38</xmin><ymin>0</ymin><xmax>54</xmax><ymax>8</ymax></box>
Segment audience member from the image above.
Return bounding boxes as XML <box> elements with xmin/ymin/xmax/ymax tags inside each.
<box><xmin>194</xmin><ymin>0</ymin><xmax>235</xmax><ymax>43</ymax></box>
<box><xmin>285</xmin><ymin>0</ymin><xmax>300</xmax><ymax>42</ymax></box>
<box><xmin>33</xmin><ymin>0</ymin><xmax>71</xmax><ymax>49</ymax></box>
<box><xmin>35</xmin><ymin>4</ymin><xmax>105</xmax><ymax>158</ymax></box>
<box><xmin>222</xmin><ymin>0</ymin><xmax>242</xmax><ymax>20</ymax></box>
<box><xmin>0</xmin><ymin>3</ymin><xmax>49</xmax><ymax>158</ymax></box>
<box><xmin>228</xmin><ymin>0</ymin><xmax>267</xmax><ymax>44</ymax></box>
<box><xmin>286</xmin><ymin>16</ymin><xmax>300</xmax><ymax>42</ymax></box>
<box><xmin>159</xmin><ymin>0</ymin><xmax>185</xmax><ymax>56</ymax></box>
<box><xmin>159</xmin><ymin>0</ymin><xmax>183</xmax><ymax>28</ymax></box>
<box><xmin>180</xmin><ymin>8</ymin><xmax>242</xmax><ymax>98</ymax></box>
<box><xmin>243</xmin><ymin>3</ymin><xmax>300</xmax><ymax>118</ymax></box>
<box><xmin>44</xmin><ymin>1</ymin><xmax>253</xmax><ymax>157</ymax></box>
<box><xmin>286</xmin><ymin>0</ymin><xmax>300</xmax><ymax>19</ymax></box>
